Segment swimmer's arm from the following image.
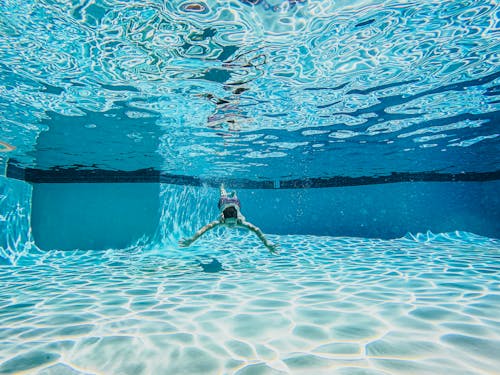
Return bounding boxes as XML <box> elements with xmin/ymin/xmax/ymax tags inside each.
<box><xmin>239</xmin><ymin>220</ymin><xmax>279</xmax><ymax>254</ymax></box>
<box><xmin>179</xmin><ymin>220</ymin><xmax>221</xmax><ymax>247</ymax></box>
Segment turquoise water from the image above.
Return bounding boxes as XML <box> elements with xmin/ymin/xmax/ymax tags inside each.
<box><xmin>1</xmin><ymin>0</ymin><xmax>500</xmax><ymax>374</ymax></box>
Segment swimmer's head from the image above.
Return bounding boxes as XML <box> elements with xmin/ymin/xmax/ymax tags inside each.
<box><xmin>222</xmin><ymin>206</ymin><xmax>238</xmax><ymax>219</ymax></box>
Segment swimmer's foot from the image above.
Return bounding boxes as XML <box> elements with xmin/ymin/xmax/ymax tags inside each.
<box><xmin>220</xmin><ymin>183</ymin><xmax>227</xmax><ymax>196</ymax></box>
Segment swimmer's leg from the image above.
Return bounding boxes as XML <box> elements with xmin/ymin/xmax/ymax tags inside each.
<box><xmin>220</xmin><ymin>183</ymin><xmax>227</xmax><ymax>197</ymax></box>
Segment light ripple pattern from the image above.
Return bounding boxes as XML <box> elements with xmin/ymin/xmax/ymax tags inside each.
<box><xmin>0</xmin><ymin>232</ymin><xmax>499</xmax><ymax>374</ymax></box>
<box><xmin>0</xmin><ymin>0</ymin><xmax>498</xmax><ymax>179</ymax></box>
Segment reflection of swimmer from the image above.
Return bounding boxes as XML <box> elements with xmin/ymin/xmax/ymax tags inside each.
<box><xmin>201</xmin><ymin>85</ymin><xmax>251</xmax><ymax>132</ymax></box>
<box><xmin>207</xmin><ymin>114</ymin><xmax>250</xmax><ymax>132</ymax></box>
<box><xmin>0</xmin><ymin>141</ymin><xmax>15</xmax><ymax>152</ymax></box>
<box><xmin>179</xmin><ymin>184</ymin><xmax>278</xmax><ymax>254</ymax></box>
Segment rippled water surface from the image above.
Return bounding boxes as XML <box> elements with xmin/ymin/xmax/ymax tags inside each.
<box><xmin>1</xmin><ymin>0</ymin><xmax>499</xmax><ymax>179</ymax></box>
<box><xmin>0</xmin><ymin>232</ymin><xmax>499</xmax><ymax>374</ymax></box>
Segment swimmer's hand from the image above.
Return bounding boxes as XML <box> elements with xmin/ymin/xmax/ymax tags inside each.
<box><xmin>266</xmin><ymin>243</ymin><xmax>280</xmax><ymax>255</ymax></box>
<box><xmin>179</xmin><ymin>238</ymin><xmax>193</xmax><ymax>247</ymax></box>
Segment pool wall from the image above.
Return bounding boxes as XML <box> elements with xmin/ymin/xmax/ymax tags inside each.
<box><xmin>31</xmin><ymin>183</ymin><xmax>161</xmax><ymax>250</ymax></box>
<box><xmin>239</xmin><ymin>180</ymin><xmax>500</xmax><ymax>239</ymax></box>
<box><xmin>26</xmin><ymin>180</ymin><xmax>500</xmax><ymax>251</ymax></box>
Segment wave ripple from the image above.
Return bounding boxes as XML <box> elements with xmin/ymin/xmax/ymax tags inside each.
<box><xmin>0</xmin><ymin>0</ymin><xmax>498</xmax><ymax>178</ymax></box>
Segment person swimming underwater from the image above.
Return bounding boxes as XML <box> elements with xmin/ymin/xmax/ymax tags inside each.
<box><xmin>179</xmin><ymin>184</ymin><xmax>278</xmax><ymax>254</ymax></box>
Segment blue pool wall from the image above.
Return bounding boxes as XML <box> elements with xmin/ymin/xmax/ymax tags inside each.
<box><xmin>240</xmin><ymin>181</ymin><xmax>500</xmax><ymax>239</ymax></box>
<box><xmin>27</xmin><ymin>180</ymin><xmax>500</xmax><ymax>251</ymax></box>
<box><xmin>31</xmin><ymin>183</ymin><xmax>161</xmax><ymax>250</ymax></box>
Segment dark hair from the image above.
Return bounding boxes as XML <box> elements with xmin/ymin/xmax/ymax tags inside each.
<box><xmin>223</xmin><ymin>206</ymin><xmax>238</xmax><ymax>219</ymax></box>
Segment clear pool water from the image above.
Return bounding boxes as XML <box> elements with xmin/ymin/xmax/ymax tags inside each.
<box><xmin>1</xmin><ymin>0</ymin><xmax>499</xmax><ymax>374</ymax></box>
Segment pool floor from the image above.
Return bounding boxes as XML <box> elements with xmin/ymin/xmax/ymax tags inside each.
<box><xmin>0</xmin><ymin>232</ymin><xmax>499</xmax><ymax>374</ymax></box>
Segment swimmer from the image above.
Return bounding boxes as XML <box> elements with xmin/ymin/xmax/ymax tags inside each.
<box><xmin>179</xmin><ymin>184</ymin><xmax>278</xmax><ymax>254</ymax></box>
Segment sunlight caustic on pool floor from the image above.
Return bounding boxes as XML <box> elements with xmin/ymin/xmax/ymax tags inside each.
<box><xmin>0</xmin><ymin>232</ymin><xmax>499</xmax><ymax>374</ymax></box>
